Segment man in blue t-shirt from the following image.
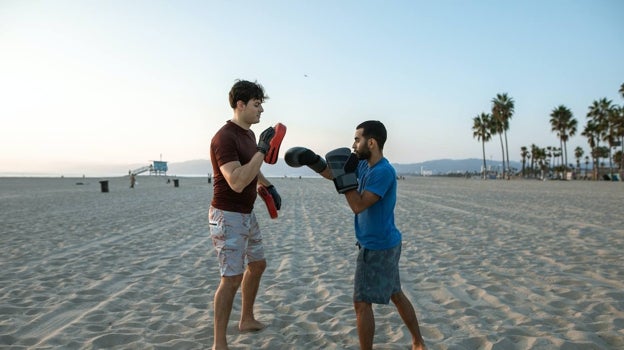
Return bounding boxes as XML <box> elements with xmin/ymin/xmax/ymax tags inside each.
<box><xmin>283</xmin><ymin>120</ymin><xmax>426</xmax><ymax>349</ymax></box>
<box><xmin>334</xmin><ymin>120</ymin><xmax>425</xmax><ymax>350</ymax></box>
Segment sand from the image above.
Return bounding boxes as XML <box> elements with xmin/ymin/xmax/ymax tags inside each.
<box><xmin>1</xmin><ymin>175</ymin><xmax>623</xmax><ymax>349</ymax></box>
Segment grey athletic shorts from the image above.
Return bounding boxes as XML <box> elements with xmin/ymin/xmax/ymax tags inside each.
<box><xmin>354</xmin><ymin>243</ymin><xmax>402</xmax><ymax>304</ymax></box>
<box><xmin>209</xmin><ymin>206</ymin><xmax>265</xmax><ymax>277</ymax></box>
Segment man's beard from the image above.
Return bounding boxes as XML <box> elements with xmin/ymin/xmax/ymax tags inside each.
<box><xmin>356</xmin><ymin>147</ymin><xmax>371</xmax><ymax>160</ymax></box>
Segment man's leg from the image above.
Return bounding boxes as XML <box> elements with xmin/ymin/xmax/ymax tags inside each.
<box><xmin>213</xmin><ymin>275</ymin><xmax>243</xmax><ymax>350</ymax></box>
<box><xmin>390</xmin><ymin>291</ymin><xmax>426</xmax><ymax>350</ymax></box>
<box><xmin>354</xmin><ymin>301</ymin><xmax>375</xmax><ymax>350</ymax></box>
<box><xmin>239</xmin><ymin>259</ymin><xmax>267</xmax><ymax>332</ymax></box>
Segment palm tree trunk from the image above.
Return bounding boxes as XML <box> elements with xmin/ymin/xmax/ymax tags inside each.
<box><xmin>594</xmin><ymin>141</ymin><xmax>600</xmax><ymax>180</ymax></box>
<box><xmin>563</xmin><ymin>141</ymin><xmax>569</xmax><ymax>173</ymax></box>
<box><xmin>504</xmin><ymin>131</ymin><xmax>510</xmax><ymax>177</ymax></box>
<box><xmin>608</xmin><ymin>147</ymin><xmax>614</xmax><ymax>180</ymax></box>
<box><xmin>559</xmin><ymin>139</ymin><xmax>565</xmax><ymax>173</ymax></box>
<box><xmin>499</xmin><ymin>134</ymin><xmax>505</xmax><ymax>179</ymax></box>
<box><xmin>481</xmin><ymin>140</ymin><xmax>487</xmax><ymax>180</ymax></box>
<box><xmin>621</xmin><ymin>136</ymin><xmax>624</xmax><ymax>172</ymax></box>
<box><xmin>592</xmin><ymin>146</ymin><xmax>600</xmax><ymax>181</ymax></box>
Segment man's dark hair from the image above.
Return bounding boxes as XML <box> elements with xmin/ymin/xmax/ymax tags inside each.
<box><xmin>357</xmin><ymin>120</ymin><xmax>387</xmax><ymax>150</ymax></box>
<box><xmin>229</xmin><ymin>80</ymin><xmax>268</xmax><ymax>108</ymax></box>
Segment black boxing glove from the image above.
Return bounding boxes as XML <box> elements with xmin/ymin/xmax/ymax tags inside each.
<box><xmin>325</xmin><ymin>147</ymin><xmax>359</xmax><ymax>194</ymax></box>
<box><xmin>266</xmin><ymin>185</ymin><xmax>281</xmax><ymax>210</ymax></box>
<box><xmin>284</xmin><ymin>147</ymin><xmax>328</xmax><ymax>173</ymax></box>
<box><xmin>257</xmin><ymin>126</ymin><xmax>275</xmax><ymax>154</ymax></box>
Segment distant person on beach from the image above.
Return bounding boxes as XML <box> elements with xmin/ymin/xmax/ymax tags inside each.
<box><xmin>285</xmin><ymin>120</ymin><xmax>426</xmax><ymax>350</ymax></box>
<box><xmin>130</xmin><ymin>174</ymin><xmax>136</xmax><ymax>188</ymax></box>
<box><xmin>208</xmin><ymin>80</ymin><xmax>281</xmax><ymax>350</ymax></box>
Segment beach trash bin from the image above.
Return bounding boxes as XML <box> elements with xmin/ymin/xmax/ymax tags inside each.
<box><xmin>173</xmin><ymin>179</ymin><xmax>179</xmax><ymax>187</ymax></box>
<box><xmin>99</xmin><ymin>180</ymin><xmax>109</xmax><ymax>193</ymax></box>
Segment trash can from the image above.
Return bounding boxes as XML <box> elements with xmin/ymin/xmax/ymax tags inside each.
<box><xmin>99</xmin><ymin>180</ymin><xmax>109</xmax><ymax>193</ymax></box>
<box><xmin>173</xmin><ymin>179</ymin><xmax>179</xmax><ymax>187</ymax></box>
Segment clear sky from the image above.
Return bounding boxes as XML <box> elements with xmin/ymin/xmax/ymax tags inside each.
<box><xmin>1</xmin><ymin>0</ymin><xmax>623</xmax><ymax>175</ymax></box>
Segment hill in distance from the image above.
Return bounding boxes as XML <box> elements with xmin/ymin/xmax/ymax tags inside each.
<box><xmin>167</xmin><ymin>158</ymin><xmax>521</xmax><ymax>177</ymax></box>
<box><xmin>0</xmin><ymin>158</ymin><xmax>520</xmax><ymax>178</ymax></box>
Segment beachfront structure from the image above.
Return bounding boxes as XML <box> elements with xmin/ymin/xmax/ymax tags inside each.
<box><xmin>129</xmin><ymin>160</ymin><xmax>168</xmax><ymax>176</ymax></box>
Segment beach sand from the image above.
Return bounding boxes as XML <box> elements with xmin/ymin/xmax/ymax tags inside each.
<box><xmin>1</xmin><ymin>176</ymin><xmax>623</xmax><ymax>349</ymax></box>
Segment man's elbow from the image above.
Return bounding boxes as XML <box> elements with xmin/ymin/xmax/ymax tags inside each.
<box><xmin>230</xmin><ymin>183</ymin><xmax>246</xmax><ymax>193</ymax></box>
<box><xmin>351</xmin><ymin>207</ymin><xmax>365</xmax><ymax>215</ymax></box>
<box><xmin>349</xmin><ymin>202</ymin><xmax>365</xmax><ymax>214</ymax></box>
<box><xmin>227</xmin><ymin>178</ymin><xmax>246</xmax><ymax>193</ymax></box>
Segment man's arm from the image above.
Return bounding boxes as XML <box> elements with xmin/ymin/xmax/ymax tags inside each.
<box><xmin>343</xmin><ymin>189</ymin><xmax>380</xmax><ymax>214</ymax></box>
<box><xmin>257</xmin><ymin>171</ymin><xmax>272</xmax><ymax>187</ymax></box>
<box><xmin>219</xmin><ymin>152</ymin><xmax>265</xmax><ymax>193</ymax></box>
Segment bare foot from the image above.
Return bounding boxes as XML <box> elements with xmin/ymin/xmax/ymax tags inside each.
<box><xmin>238</xmin><ymin>319</ymin><xmax>266</xmax><ymax>333</ymax></box>
<box><xmin>212</xmin><ymin>344</ymin><xmax>228</xmax><ymax>350</ymax></box>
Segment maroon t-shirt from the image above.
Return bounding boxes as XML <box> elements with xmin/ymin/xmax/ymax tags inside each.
<box><xmin>210</xmin><ymin>121</ymin><xmax>258</xmax><ymax>213</ymax></box>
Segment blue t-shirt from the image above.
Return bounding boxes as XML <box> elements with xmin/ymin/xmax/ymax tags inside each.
<box><xmin>354</xmin><ymin>157</ymin><xmax>402</xmax><ymax>250</ymax></box>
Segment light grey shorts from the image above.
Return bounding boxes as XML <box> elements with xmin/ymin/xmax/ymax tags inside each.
<box><xmin>209</xmin><ymin>206</ymin><xmax>265</xmax><ymax>277</ymax></box>
<box><xmin>354</xmin><ymin>243</ymin><xmax>402</xmax><ymax>304</ymax></box>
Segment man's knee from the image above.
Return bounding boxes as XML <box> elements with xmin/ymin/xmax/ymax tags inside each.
<box><xmin>220</xmin><ymin>274</ymin><xmax>243</xmax><ymax>292</ymax></box>
<box><xmin>353</xmin><ymin>301</ymin><xmax>372</xmax><ymax>314</ymax></box>
<box><xmin>390</xmin><ymin>291</ymin><xmax>405</xmax><ymax>304</ymax></box>
<box><xmin>248</xmin><ymin>259</ymin><xmax>267</xmax><ymax>274</ymax></box>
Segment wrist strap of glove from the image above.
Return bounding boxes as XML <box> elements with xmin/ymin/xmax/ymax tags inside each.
<box><xmin>334</xmin><ymin>173</ymin><xmax>358</xmax><ymax>194</ymax></box>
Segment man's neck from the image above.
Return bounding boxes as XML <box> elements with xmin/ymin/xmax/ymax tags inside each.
<box><xmin>367</xmin><ymin>152</ymin><xmax>383</xmax><ymax>168</ymax></box>
<box><xmin>230</xmin><ymin>115</ymin><xmax>251</xmax><ymax>130</ymax></box>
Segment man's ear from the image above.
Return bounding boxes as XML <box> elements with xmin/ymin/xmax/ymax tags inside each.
<box><xmin>236</xmin><ymin>100</ymin><xmax>246</xmax><ymax>110</ymax></box>
<box><xmin>368</xmin><ymin>137</ymin><xmax>377</xmax><ymax>150</ymax></box>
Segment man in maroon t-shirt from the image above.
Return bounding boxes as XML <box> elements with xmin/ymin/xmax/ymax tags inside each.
<box><xmin>209</xmin><ymin>80</ymin><xmax>280</xmax><ymax>350</ymax></box>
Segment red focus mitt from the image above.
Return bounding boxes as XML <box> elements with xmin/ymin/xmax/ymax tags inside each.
<box><xmin>257</xmin><ymin>185</ymin><xmax>278</xmax><ymax>219</ymax></box>
<box><xmin>264</xmin><ymin>122</ymin><xmax>286</xmax><ymax>164</ymax></box>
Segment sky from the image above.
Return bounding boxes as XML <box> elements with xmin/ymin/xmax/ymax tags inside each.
<box><xmin>1</xmin><ymin>0</ymin><xmax>623</xmax><ymax>175</ymax></box>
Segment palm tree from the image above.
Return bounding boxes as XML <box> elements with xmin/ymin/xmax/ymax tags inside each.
<box><xmin>619</xmin><ymin>83</ymin><xmax>624</xmax><ymax>170</ymax></box>
<box><xmin>546</xmin><ymin>146</ymin><xmax>553</xmax><ymax>174</ymax></box>
<box><xmin>534</xmin><ymin>146</ymin><xmax>548</xmax><ymax>179</ymax></box>
<box><xmin>553</xmin><ymin>147</ymin><xmax>562</xmax><ymax>177</ymax></box>
<box><xmin>492</xmin><ymin>93</ymin><xmax>515</xmax><ymax>177</ymax></box>
<box><xmin>488</xmin><ymin>111</ymin><xmax>505</xmax><ymax>178</ymax></box>
<box><xmin>530</xmin><ymin>144</ymin><xmax>540</xmax><ymax>178</ymax></box>
<box><xmin>586</xmin><ymin>98</ymin><xmax>612</xmax><ymax>179</ymax></box>
<box><xmin>520</xmin><ymin>146</ymin><xmax>529</xmax><ymax>178</ymax></box>
<box><xmin>549</xmin><ymin>105</ymin><xmax>577</xmax><ymax>174</ymax></box>
<box><xmin>574</xmin><ymin>146</ymin><xmax>584</xmax><ymax>177</ymax></box>
<box><xmin>591</xmin><ymin>99</ymin><xmax>623</xmax><ymax>178</ymax></box>
<box><xmin>487</xmin><ymin>112</ymin><xmax>504</xmax><ymax>178</ymax></box>
<box><xmin>610</xmin><ymin>105</ymin><xmax>624</xmax><ymax>171</ymax></box>
<box><xmin>605</xmin><ymin>105</ymin><xmax>622</xmax><ymax>176</ymax></box>
<box><xmin>582</xmin><ymin>120</ymin><xmax>599</xmax><ymax>179</ymax></box>
<box><xmin>473</xmin><ymin>113</ymin><xmax>492</xmax><ymax>179</ymax></box>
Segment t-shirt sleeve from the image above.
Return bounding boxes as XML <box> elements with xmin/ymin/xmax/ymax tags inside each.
<box><xmin>211</xmin><ymin>131</ymin><xmax>239</xmax><ymax>167</ymax></box>
<box><xmin>363</xmin><ymin>166</ymin><xmax>392</xmax><ymax>199</ymax></box>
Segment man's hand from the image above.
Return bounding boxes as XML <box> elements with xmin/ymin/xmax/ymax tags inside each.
<box><xmin>257</xmin><ymin>127</ymin><xmax>275</xmax><ymax>154</ymax></box>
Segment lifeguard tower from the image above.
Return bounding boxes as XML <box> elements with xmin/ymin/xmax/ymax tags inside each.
<box><xmin>151</xmin><ymin>161</ymin><xmax>168</xmax><ymax>176</ymax></box>
<box><xmin>129</xmin><ymin>160</ymin><xmax>168</xmax><ymax>176</ymax></box>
